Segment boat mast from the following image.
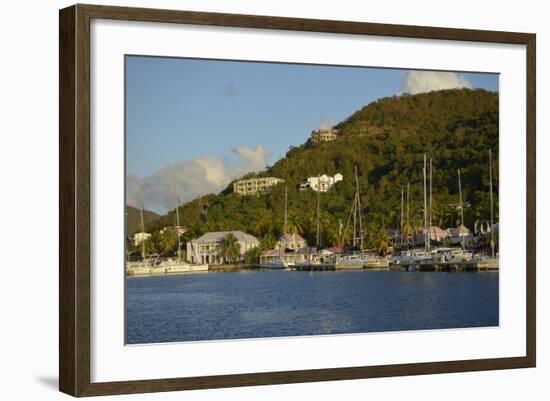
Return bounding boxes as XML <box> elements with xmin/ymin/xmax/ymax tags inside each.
<box><xmin>423</xmin><ymin>154</ymin><xmax>429</xmax><ymax>252</ymax></box>
<box><xmin>316</xmin><ymin>174</ymin><xmax>321</xmax><ymax>248</ymax></box>
<box><xmin>284</xmin><ymin>184</ymin><xmax>288</xmax><ymax>237</ymax></box>
<box><xmin>352</xmin><ymin>193</ymin><xmax>357</xmax><ymax>248</ymax></box>
<box><xmin>139</xmin><ymin>188</ymin><xmax>146</xmax><ymax>260</ymax></box>
<box><xmin>279</xmin><ymin>185</ymin><xmax>287</xmax><ymax>260</ymax></box>
<box><xmin>489</xmin><ymin>150</ymin><xmax>495</xmax><ymax>258</ymax></box>
<box><xmin>400</xmin><ymin>188</ymin><xmax>404</xmax><ymax>248</ymax></box>
<box><xmin>429</xmin><ymin>157</ymin><xmax>433</xmax><ymax>246</ymax></box>
<box><xmin>406</xmin><ymin>181</ymin><xmax>410</xmax><ymax>247</ymax></box>
<box><xmin>172</xmin><ymin>176</ymin><xmax>182</xmax><ymax>261</ymax></box>
<box><xmin>354</xmin><ymin>165</ymin><xmax>364</xmax><ymax>254</ymax></box>
<box><xmin>458</xmin><ymin>169</ymin><xmax>465</xmax><ymax>250</ymax></box>
<box><xmin>429</xmin><ymin>158</ymin><xmax>433</xmax><ymax>226</ymax></box>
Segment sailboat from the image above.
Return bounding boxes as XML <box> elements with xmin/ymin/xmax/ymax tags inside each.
<box><xmin>336</xmin><ymin>166</ymin><xmax>372</xmax><ymax>269</ymax></box>
<box><xmin>473</xmin><ymin>150</ymin><xmax>499</xmax><ymax>270</ymax></box>
<box><xmin>392</xmin><ymin>155</ymin><xmax>433</xmax><ymax>266</ymax></box>
<box><xmin>261</xmin><ymin>185</ymin><xmax>291</xmax><ymax>269</ymax></box>
<box><xmin>126</xmin><ymin>188</ymin><xmax>158</xmax><ymax>276</ymax></box>
<box><xmin>164</xmin><ymin>177</ymin><xmax>208</xmax><ymax>273</ymax></box>
<box><xmin>296</xmin><ymin>176</ymin><xmax>324</xmax><ymax>268</ymax></box>
<box><xmin>126</xmin><ymin>181</ymin><xmax>208</xmax><ymax>276</ymax></box>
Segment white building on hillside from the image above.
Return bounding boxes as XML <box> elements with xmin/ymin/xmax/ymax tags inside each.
<box><xmin>311</xmin><ymin>128</ymin><xmax>338</xmax><ymax>144</ymax></box>
<box><xmin>133</xmin><ymin>232</ymin><xmax>151</xmax><ymax>246</ymax></box>
<box><xmin>299</xmin><ymin>173</ymin><xmax>343</xmax><ymax>192</ymax></box>
<box><xmin>233</xmin><ymin>177</ymin><xmax>284</xmax><ymax>195</ymax></box>
<box><xmin>186</xmin><ymin>231</ymin><xmax>259</xmax><ymax>264</ymax></box>
<box><xmin>159</xmin><ymin>225</ymin><xmax>187</xmax><ymax>235</ymax></box>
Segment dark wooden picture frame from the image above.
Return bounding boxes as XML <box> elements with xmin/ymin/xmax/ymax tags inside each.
<box><xmin>59</xmin><ymin>3</ymin><xmax>536</xmax><ymax>397</ymax></box>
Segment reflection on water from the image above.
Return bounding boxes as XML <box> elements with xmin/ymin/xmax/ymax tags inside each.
<box><xmin>125</xmin><ymin>271</ymin><xmax>499</xmax><ymax>344</ymax></box>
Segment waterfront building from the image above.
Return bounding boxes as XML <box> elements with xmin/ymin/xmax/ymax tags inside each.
<box><xmin>310</xmin><ymin>128</ymin><xmax>338</xmax><ymax>144</ymax></box>
<box><xmin>133</xmin><ymin>231</ymin><xmax>151</xmax><ymax>246</ymax></box>
<box><xmin>233</xmin><ymin>177</ymin><xmax>284</xmax><ymax>195</ymax></box>
<box><xmin>447</xmin><ymin>224</ymin><xmax>471</xmax><ymax>240</ymax></box>
<box><xmin>427</xmin><ymin>226</ymin><xmax>449</xmax><ymax>242</ymax></box>
<box><xmin>299</xmin><ymin>173</ymin><xmax>343</xmax><ymax>192</ymax></box>
<box><xmin>186</xmin><ymin>231</ymin><xmax>259</xmax><ymax>264</ymax></box>
<box><xmin>260</xmin><ymin>246</ymin><xmax>334</xmax><ymax>265</ymax></box>
<box><xmin>276</xmin><ymin>233</ymin><xmax>307</xmax><ymax>250</ymax></box>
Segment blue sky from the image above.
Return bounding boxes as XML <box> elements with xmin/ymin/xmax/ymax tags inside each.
<box><xmin>125</xmin><ymin>56</ymin><xmax>498</xmax><ymax>212</ymax></box>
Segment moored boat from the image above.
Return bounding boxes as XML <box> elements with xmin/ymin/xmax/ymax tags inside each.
<box><xmin>335</xmin><ymin>254</ymin><xmax>363</xmax><ymax>269</ymax></box>
<box><xmin>363</xmin><ymin>257</ymin><xmax>390</xmax><ymax>269</ymax></box>
<box><xmin>472</xmin><ymin>256</ymin><xmax>499</xmax><ymax>270</ymax></box>
<box><xmin>260</xmin><ymin>259</ymin><xmax>289</xmax><ymax>270</ymax></box>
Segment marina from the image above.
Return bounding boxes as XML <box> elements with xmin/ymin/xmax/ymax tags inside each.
<box><xmin>121</xmin><ymin>59</ymin><xmax>502</xmax><ymax>347</ymax></box>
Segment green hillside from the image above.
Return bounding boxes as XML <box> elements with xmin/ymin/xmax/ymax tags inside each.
<box><xmin>146</xmin><ymin>88</ymin><xmax>498</xmax><ymax>252</ymax></box>
<box><xmin>126</xmin><ymin>205</ymin><xmax>160</xmax><ymax>235</ymax></box>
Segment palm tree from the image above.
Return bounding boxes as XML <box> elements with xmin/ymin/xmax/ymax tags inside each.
<box><xmin>220</xmin><ymin>233</ymin><xmax>240</xmax><ymax>263</ymax></box>
<box><xmin>158</xmin><ymin>228</ymin><xmax>177</xmax><ymax>256</ymax></box>
<box><xmin>287</xmin><ymin>213</ymin><xmax>305</xmax><ymax>236</ymax></box>
<box><xmin>368</xmin><ymin>226</ymin><xmax>391</xmax><ymax>256</ymax></box>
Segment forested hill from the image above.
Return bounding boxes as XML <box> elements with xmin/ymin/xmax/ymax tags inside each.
<box><xmin>146</xmin><ymin>88</ymin><xmax>499</xmax><ymax>250</ymax></box>
<box><xmin>126</xmin><ymin>205</ymin><xmax>160</xmax><ymax>234</ymax></box>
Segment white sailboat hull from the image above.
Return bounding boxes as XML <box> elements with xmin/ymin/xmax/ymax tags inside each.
<box><xmin>126</xmin><ymin>261</ymin><xmax>209</xmax><ymax>276</ymax></box>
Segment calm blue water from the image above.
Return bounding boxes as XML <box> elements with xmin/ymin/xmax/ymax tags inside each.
<box><xmin>125</xmin><ymin>271</ymin><xmax>499</xmax><ymax>344</ymax></box>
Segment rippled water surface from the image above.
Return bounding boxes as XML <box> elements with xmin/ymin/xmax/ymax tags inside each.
<box><xmin>125</xmin><ymin>270</ymin><xmax>498</xmax><ymax>344</ymax></box>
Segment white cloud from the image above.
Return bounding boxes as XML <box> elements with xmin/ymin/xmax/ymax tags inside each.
<box><xmin>127</xmin><ymin>145</ymin><xmax>271</xmax><ymax>213</ymax></box>
<box><xmin>195</xmin><ymin>156</ymin><xmax>231</xmax><ymax>187</ymax></box>
<box><xmin>231</xmin><ymin>144</ymin><xmax>271</xmax><ymax>175</ymax></box>
<box><xmin>401</xmin><ymin>71</ymin><xmax>471</xmax><ymax>95</ymax></box>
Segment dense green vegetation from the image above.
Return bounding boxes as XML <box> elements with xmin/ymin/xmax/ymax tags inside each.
<box><xmin>125</xmin><ymin>205</ymin><xmax>160</xmax><ymax>235</ymax></box>
<box><xmin>140</xmin><ymin>88</ymin><xmax>499</xmax><ymax>256</ymax></box>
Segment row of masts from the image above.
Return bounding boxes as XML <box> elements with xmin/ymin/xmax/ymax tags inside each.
<box><xmin>398</xmin><ymin>150</ymin><xmax>495</xmax><ymax>257</ymax></box>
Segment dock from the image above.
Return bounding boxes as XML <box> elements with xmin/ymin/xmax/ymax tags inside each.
<box><xmin>291</xmin><ymin>260</ymin><xmax>498</xmax><ymax>272</ymax></box>
<box><xmin>395</xmin><ymin>260</ymin><xmax>499</xmax><ymax>272</ymax></box>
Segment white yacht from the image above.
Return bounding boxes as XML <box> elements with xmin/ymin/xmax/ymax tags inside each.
<box><xmin>391</xmin><ymin>249</ymin><xmax>432</xmax><ymax>264</ymax></box>
<box><xmin>363</xmin><ymin>256</ymin><xmax>390</xmax><ymax>268</ymax></box>
<box><xmin>335</xmin><ymin>254</ymin><xmax>364</xmax><ymax>269</ymax></box>
<box><xmin>126</xmin><ymin>257</ymin><xmax>208</xmax><ymax>276</ymax></box>
<box><xmin>261</xmin><ymin>259</ymin><xmax>289</xmax><ymax>270</ymax></box>
<box><xmin>431</xmin><ymin>247</ymin><xmax>472</xmax><ymax>263</ymax></box>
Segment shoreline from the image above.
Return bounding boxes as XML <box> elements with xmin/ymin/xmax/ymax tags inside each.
<box><xmin>126</xmin><ymin>263</ymin><xmax>499</xmax><ymax>277</ymax></box>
